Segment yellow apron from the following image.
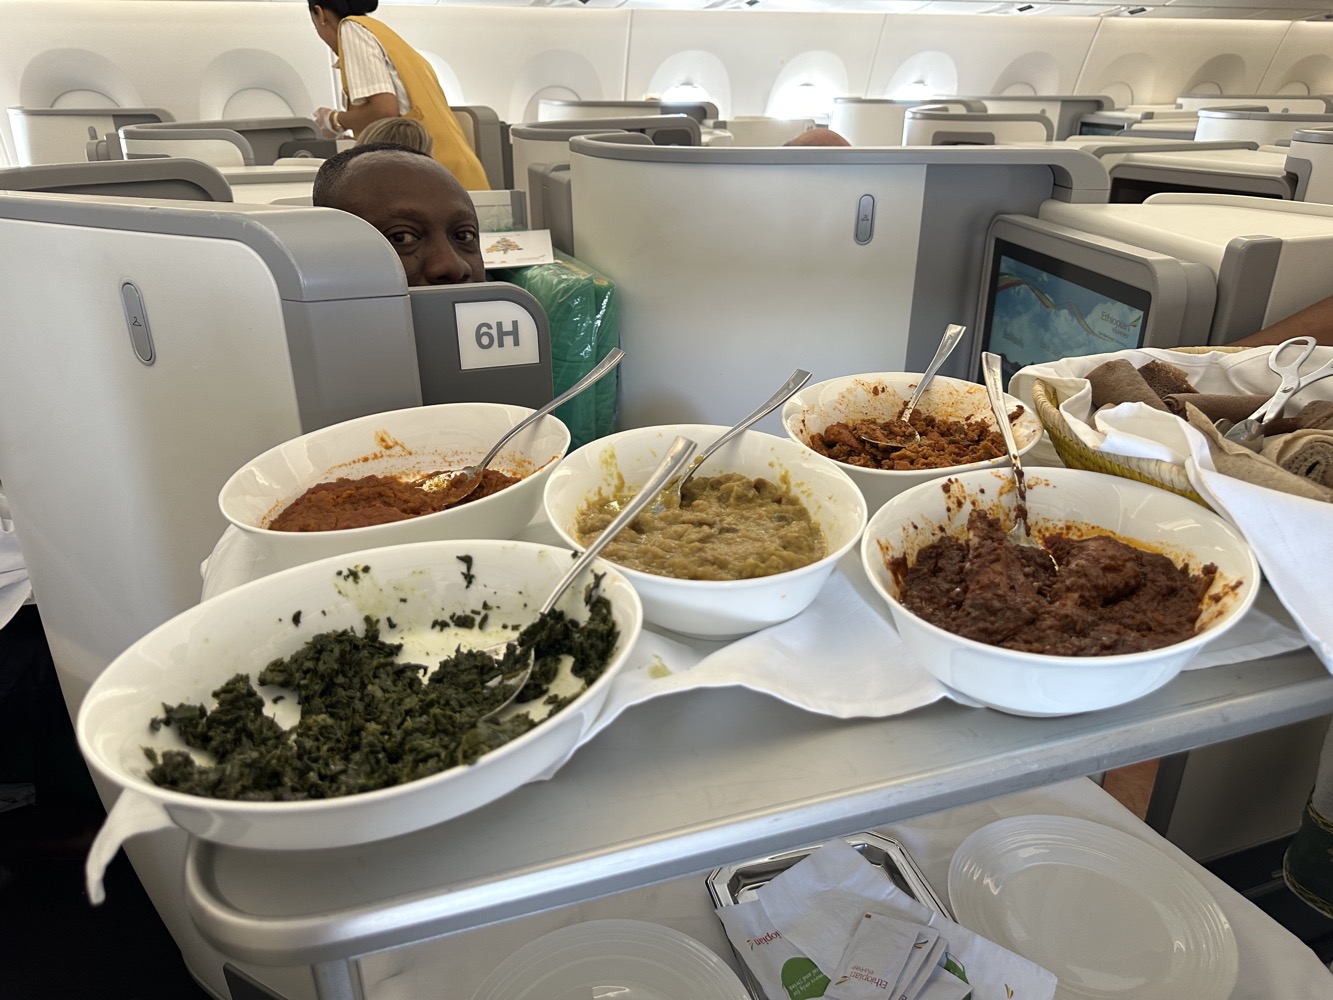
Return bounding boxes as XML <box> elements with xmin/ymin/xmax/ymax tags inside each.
<box><xmin>340</xmin><ymin>16</ymin><xmax>490</xmax><ymax>191</ymax></box>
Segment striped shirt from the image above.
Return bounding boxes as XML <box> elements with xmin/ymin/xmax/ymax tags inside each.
<box><xmin>338</xmin><ymin>19</ymin><xmax>409</xmax><ymax>113</ymax></box>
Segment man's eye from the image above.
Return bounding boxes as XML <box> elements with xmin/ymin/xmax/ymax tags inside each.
<box><xmin>455</xmin><ymin>229</ymin><xmax>479</xmax><ymax>247</ymax></box>
<box><xmin>386</xmin><ymin>230</ymin><xmax>420</xmax><ymax>249</ymax></box>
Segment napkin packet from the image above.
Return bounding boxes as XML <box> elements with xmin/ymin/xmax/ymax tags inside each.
<box><xmin>714</xmin><ymin>839</ymin><xmax>1056</xmax><ymax>1000</ymax></box>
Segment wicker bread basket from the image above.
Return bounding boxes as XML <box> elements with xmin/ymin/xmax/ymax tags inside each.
<box><xmin>1029</xmin><ymin>346</ymin><xmax>1248</xmax><ymax>510</ymax></box>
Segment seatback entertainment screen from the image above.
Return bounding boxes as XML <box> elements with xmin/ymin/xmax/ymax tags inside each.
<box><xmin>982</xmin><ymin>236</ymin><xmax>1152</xmax><ymax>386</ymax></box>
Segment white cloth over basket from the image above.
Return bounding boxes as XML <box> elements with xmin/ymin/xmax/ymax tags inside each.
<box><xmin>1011</xmin><ymin>347</ymin><xmax>1333</xmax><ymax>673</ymax></box>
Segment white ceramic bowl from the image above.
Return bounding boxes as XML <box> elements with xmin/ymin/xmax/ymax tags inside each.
<box><xmin>78</xmin><ymin>539</ymin><xmax>642</xmax><ymax>861</ymax></box>
<box><xmin>782</xmin><ymin>372</ymin><xmax>1043</xmax><ymax>515</ymax></box>
<box><xmin>218</xmin><ymin>402</ymin><xmax>569</xmax><ymax>575</ymax></box>
<box><xmin>543</xmin><ymin>424</ymin><xmax>868</xmax><ymax>640</ymax></box>
<box><xmin>859</xmin><ymin>467</ymin><xmax>1259</xmax><ymax>717</ymax></box>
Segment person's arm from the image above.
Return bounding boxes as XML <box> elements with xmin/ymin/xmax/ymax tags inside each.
<box><xmin>1230</xmin><ymin>294</ymin><xmax>1333</xmax><ymax>348</ymax></box>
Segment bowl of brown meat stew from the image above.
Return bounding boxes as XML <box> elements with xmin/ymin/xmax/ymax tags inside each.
<box><xmin>219</xmin><ymin>402</ymin><xmax>570</xmax><ymax>574</ymax></box>
<box><xmin>543</xmin><ymin>423</ymin><xmax>867</xmax><ymax>640</ymax></box>
<box><xmin>859</xmin><ymin>467</ymin><xmax>1259</xmax><ymax>716</ymax></box>
<box><xmin>782</xmin><ymin>373</ymin><xmax>1043</xmax><ymax>516</ymax></box>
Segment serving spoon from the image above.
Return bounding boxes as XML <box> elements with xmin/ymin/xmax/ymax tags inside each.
<box><xmin>981</xmin><ymin>351</ymin><xmax>1054</xmax><ymax>571</ymax></box>
<box><xmin>860</xmin><ymin>323</ymin><xmax>967</xmax><ymax>449</ymax></box>
<box><xmin>479</xmin><ymin>435</ymin><xmax>698</xmax><ymax>721</ymax></box>
<box><xmin>420</xmin><ymin>347</ymin><xmax>626</xmax><ymax>504</ymax></box>
<box><xmin>650</xmin><ymin>367</ymin><xmax>811</xmax><ymax>513</ymax></box>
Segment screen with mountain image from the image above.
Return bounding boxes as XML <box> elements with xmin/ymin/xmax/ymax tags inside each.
<box><xmin>982</xmin><ymin>237</ymin><xmax>1151</xmax><ymax>386</ymax></box>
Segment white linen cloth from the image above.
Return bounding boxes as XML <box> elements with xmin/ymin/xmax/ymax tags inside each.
<box><xmin>1010</xmin><ymin>346</ymin><xmax>1333</xmax><ymax>673</ymax></box>
<box><xmin>882</xmin><ymin>777</ymin><xmax>1333</xmax><ymax>999</ymax></box>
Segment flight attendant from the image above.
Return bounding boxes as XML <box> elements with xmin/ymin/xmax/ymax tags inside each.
<box><xmin>308</xmin><ymin>1</ymin><xmax>490</xmax><ymax>191</ymax></box>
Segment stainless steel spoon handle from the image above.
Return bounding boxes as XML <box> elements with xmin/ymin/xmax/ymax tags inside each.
<box><xmin>540</xmin><ymin>435</ymin><xmax>697</xmax><ymax>616</ymax></box>
<box><xmin>981</xmin><ymin>351</ymin><xmax>1026</xmax><ymax>504</ymax></box>
<box><xmin>474</xmin><ymin>347</ymin><xmax>626</xmax><ymax>474</ymax></box>
<box><xmin>680</xmin><ymin>368</ymin><xmax>812</xmax><ymax>491</ymax></box>
<box><xmin>902</xmin><ymin>323</ymin><xmax>966</xmax><ymax>422</ymax></box>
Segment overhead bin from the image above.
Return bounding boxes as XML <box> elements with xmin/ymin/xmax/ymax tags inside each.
<box><xmin>566</xmin><ymin>138</ymin><xmax>1110</xmax><ymax>432</ymax></box>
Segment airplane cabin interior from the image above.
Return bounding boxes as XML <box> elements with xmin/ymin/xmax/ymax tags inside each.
<box><xmin>5</xmin><ymin>1</ymin><xmax>1333</xmax><ymax>998</ymax></box>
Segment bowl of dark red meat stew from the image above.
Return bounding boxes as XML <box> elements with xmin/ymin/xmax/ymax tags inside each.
<box><xmin>782</xmin><ymin>373</ymin><xmax>1043</xmax><ymax>517</ymax></box>
<box><xmin>859</xmin><ymin>467</ymin><xmax>1259</xmax><ymax>716</ymax></box>
<box><xmin>219</xmin><ymin>402</ymin><xmax>570</xmax><ymax>575</ymax></box>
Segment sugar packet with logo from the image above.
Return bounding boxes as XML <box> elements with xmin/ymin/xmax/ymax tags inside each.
<box><xmin>714</xmin><ymin>896</ymin><xmax>831</xmax><ymax>1000</ymax></box>
<box><xmin>761</xmin><ymin>839</ymin><xmax>1057</xmax><ymax>1000</ymax></box>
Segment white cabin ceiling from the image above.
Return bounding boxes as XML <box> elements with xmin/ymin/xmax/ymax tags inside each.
<box><xmin>403</xmin><ymin>0</ymin><xmax>1333</xmax><ymax>16</ymax></box>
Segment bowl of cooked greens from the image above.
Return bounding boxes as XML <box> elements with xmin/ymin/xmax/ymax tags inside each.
<box><xmin>77</xmin><ymin>538</ymin><xmax>642</xmax><ymax>897</ymax></box>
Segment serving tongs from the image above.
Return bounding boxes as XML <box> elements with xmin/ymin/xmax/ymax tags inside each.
<box><xmin>982</xmin><ymin>351</ymin><xmax>1055</xmax><ymax>571</ymax></box>
<box><xmin>1214</xmin><ymin>336</ymin><xmax>1333</xmax><ymax>452</ymax></box>
<box><xmin>860</xmin><ymin>323</ymin><xmax>967</xmax><ymax>450</ymax></box>
<box><xmin>478</xmin><ymin>435</ymin><xmax>698</xmax><ymax>721</ymax></box>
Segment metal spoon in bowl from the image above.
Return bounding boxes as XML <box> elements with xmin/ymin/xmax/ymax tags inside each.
<box><xmin>860</xmin><ymin>323</ymin><xmax>967</xmax><ymax>449</ymax></box>
<box><xmin>420</xmin><ymin>347</ymin><xmax>626</xmax><ymax>505</ymax></box>
<box><xmin>650</xmin><ymin>367</ymin><xmax>812</xmax><ymax>513</ymax></box>
<box><xmin>479</xmin><ymin>435</ymin><xmax>698</xmax><ymax>721</ymax></box>
<box><xmin>981</xmin><ymin>351</ymin><xmax>1055</xmax><ymax>570</ymax></box>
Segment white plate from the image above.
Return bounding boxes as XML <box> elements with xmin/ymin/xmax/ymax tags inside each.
<box><xmin>948</xmin><ymin>815</ymin><xmax>1238</xmax><ymax>1000</ymax></box>
<box><xmin>470</xmin><ymin>919</ymin><xmax>751</xmax><ymax>1000</ymax></box>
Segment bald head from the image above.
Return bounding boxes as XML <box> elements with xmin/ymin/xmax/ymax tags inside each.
<box><xmin>313</xmin><ymin>143</ymin><xmax>485</xmax><ymax>286</ymax></box>
<box><xmin>784</xmin><ymin>128</ymin><xmax>851</xmax><ymax>147</ymax></box>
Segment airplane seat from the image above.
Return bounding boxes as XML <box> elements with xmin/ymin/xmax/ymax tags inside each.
<box><xmin>828</xmin><ymin>100</ymin><xmax>988</xmax><ymax>146</ymax></box>
<box><xmin>829</xmin><ymin>99</ymin><xmax>938</xmax><ymax>146</ymax></box>
<box><xmin>974</xmin><ymin>95</ymin><xmax>1115</xmax><ymax>140</ymax></box>
<box><xmin>452</xmin><ymin>104</ymin><xmax>508</xmax><ymax>190</ymax></box>
<box><xmin>1177</xmin><ymin>93</ymin><xmax>1333</xmax><ymax>114</ymax></box>
<box><xmin>902</xmin><ymin>106</ymin><xmax>1054</xmax><ymax>146</ymax></box>
<box><xmin>537</xmin><ymin>99</ymin><xmax>717</xmax><ymax>123</ymax></box>
<box><xmin>711</xmin><ymin>117</ymin><xmax>816</xmax><ymax>147</ymax></box>
<box><xmin>1195</xmin><ymin>107</ymin><xmax>1333</xmax><ymax>146</ymax></box>
<box><xmin>1120</xmin><ymin>118</ymin><xmax>1201</xmax><ymax>140</ymax></box>
<box><xmin>508</xmin><ymin>115</ymin><xmax>700</xmax><ymax>203</ymax></box>
<box><xmin>0</xmin><ymin>158</ymin><xmax>232</xmax><ymax>202</ymax></box>
<box><xmin>118</xmin><ymin>116</ymin><xmax>321</xmax><ymax>167</ymax></box>
<box><xmin>565</xmin><ymin>136</ymin><xmax>1109</xmax><ymax>433</ymax></box>
<box><xmin>1287</xmin><ymin>127</ymin><xmax>1333</xmax><ymax>204</ymax></box>
<box><xmin>6</xmin><ymin>106</ymin><xmax>174</xmax><ymax>166</ymax></box>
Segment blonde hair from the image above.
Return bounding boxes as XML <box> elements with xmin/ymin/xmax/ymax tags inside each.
<box><xmin>356</xmin><ymin>116</ymin><xmax>434</xmax><ymax>155</ymax></box>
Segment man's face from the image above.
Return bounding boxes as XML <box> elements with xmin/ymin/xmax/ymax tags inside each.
<box><xmin>333</xmin><ymin>153</ymin><xmax>485</xmax><ymax>286</ymax></box>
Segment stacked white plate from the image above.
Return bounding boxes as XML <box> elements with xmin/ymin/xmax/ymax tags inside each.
<box><xmin>471</xmin><ymin>919</ymin><xmax>750</xmax><ymax>1000</ymax></box>
<box><xmin>948</xmin><ymin>816</ymin><xmax>1239</xmax><ymax>1000</ymax></box>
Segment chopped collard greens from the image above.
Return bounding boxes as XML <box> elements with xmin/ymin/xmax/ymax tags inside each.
<box><xmin>143</xmin><ymin>575</ymin><xmax>620</xmax><ymax>801</ymax></box>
